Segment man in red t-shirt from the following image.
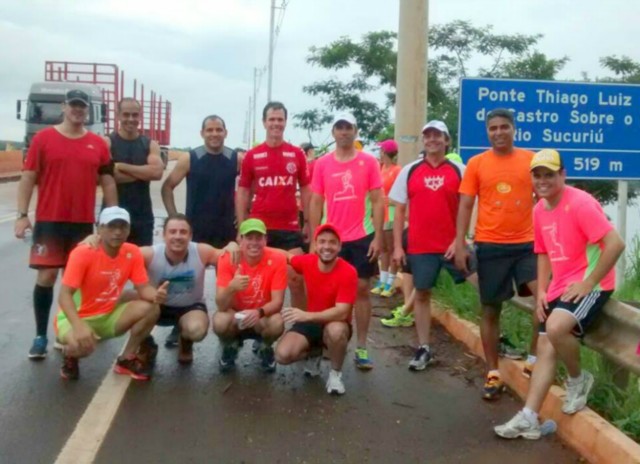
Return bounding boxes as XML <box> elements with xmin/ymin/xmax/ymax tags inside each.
<box><xmin>55</xmin><ymin>207</ymin><xmax>164</xmax><ymax>381</ymax></box>
<box><xmin>236</xmin><ymin>102</ymin><xmax>310</xmax><ymax>310</ymax></box>
<box><xmin>15</xmin><ymin>89</ymin><xmax>118</xmax><ymax>360</ymax></box>
<box><xmin>275</xmin><ymin>224</ymin><xmax>358</xmax><ymax>395</ymax></box>
<box><xmin>214</xmin><ymin>218</ymin><xmax>287</xmax><ymax>373</ymax></box>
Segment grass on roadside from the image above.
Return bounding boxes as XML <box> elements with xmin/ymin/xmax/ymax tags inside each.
<box><xmin>432</xmin><ymin>272</ymin><xmax>640</xmax><ymax>442</ymax></box>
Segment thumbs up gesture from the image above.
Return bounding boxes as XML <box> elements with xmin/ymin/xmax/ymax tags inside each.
<box><xmin>230</xmin><ymin>268</ymin><xmax>250</xmax><ymax>292</ymax></box>
<box><xmin>154</xmin><ymin>280</ymin><xmax>170</xmax><ymax>304</ymax></box>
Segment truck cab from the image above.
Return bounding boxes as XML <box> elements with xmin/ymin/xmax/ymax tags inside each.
<box><xmin>16</xmin><ymin>82</ymin><xmax>106</xmax><ymax>154</ymax></box>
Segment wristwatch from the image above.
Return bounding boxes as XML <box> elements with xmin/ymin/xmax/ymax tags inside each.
<box><xmin>258</xmin><ymin>308</ymin><xmax>266</xmax><ymax>318</ymax></box>
<box><xmin>16</xmin><ymin>212</ymin><xmax>28</xmax><ymax>219</ymax></box>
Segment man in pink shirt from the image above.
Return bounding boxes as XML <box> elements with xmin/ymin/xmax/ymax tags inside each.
<box><xmin>309</xmin><ymin>113</ymin><xmax>384</xmax><ymax>369</ymax></box>
<box><xmin>495</xmin><ymin>149</ymin><xmax>624</xmax><ymax>440</ymax></box>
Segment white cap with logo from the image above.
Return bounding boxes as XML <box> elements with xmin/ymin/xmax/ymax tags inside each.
<box><xmin>99</xmin><ymin>206</ymin><xmax>130</xmax><ymax>225</ymax></box>
<box><xmin>332</xmin><ymin>113</ymin><xmax>357</xmax><ymax>127</ymax></box>
<box><xmin>421</xmin><ymin>120</ymin><xmax>450</xmax><ymax>137</ymax></box>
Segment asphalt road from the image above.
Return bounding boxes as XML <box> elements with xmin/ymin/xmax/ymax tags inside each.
<box><xmin>0</xmin><ymin>163</ymin><xmax>579</xmax><ymax>463</ymax></box>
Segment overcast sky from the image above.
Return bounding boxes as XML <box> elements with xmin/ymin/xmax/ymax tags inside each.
<box><xmin>1</xmin><ymin>0</ymin><xmax>638</xmax><ymax>148</ymax></box>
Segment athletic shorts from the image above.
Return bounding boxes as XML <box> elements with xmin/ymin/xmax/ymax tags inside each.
<box><xmin>539</xmin><ymin>290</ymin><xmax>612</xmax><ymax>338</ymax></box>
<box><xmin>289</xmin><ymin>321</ymin><xmax>352</xmax><ymax>349</ymax></box>
<box><xmin>475</xmin><ymin>242</ymin><xmax>536</xmax><ymax>306</ymax></box>
<box><xmin>406</xmin><ymin>252</ymin><xmax>476</xmax><ymax>291</ymax></box>
<box><xmin>340</xmin><ymin>233</ymin><xmax>378</xmax><ymax>279</ymax></box>
<box><xmin>128</xmin><ymin>220</ymin><xmax>154</xmax><ymax>247</ymax></box>
<box><xmin>54</xmin><ymin>302</ymin><xmax>129</xmax><ymax>342</ymax></box>
<box><xmin>267</xmin><ymin>229</ymin><xmax>304</xmax><ymax>251</ymax></box>
<box><xmin>29</xmin><ymin>221</ymin><xmax>94</xmax><ymax>269</ymax></box>
<box><xmin>192</xmin><ymin>225</ymin><xmax>236</xmax><ymax>250</ymax></box>
<box><xmin>157</xmin><ymin>302</ymin><xmax>207</xmax><ymax>326</ymax></box>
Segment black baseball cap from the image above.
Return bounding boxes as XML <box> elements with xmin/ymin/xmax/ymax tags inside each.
<box><xmin>65</xmin><ymin>89</ymin><xmax>90</xmax><ymax>106</ymax></box>
<box><xmin>300</xmin><ymin>142</ymin><xmax>315</xmax><ymax>152</ymax></box>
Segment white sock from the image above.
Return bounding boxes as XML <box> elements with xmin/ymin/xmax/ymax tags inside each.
<box><xmin>522</xmin><ymin>407</ymin><xmax>538</xmax><ymax>423</ymax></box>
<box><xmin>488</xmin><ymin>369</ymin><xmax>500</xmax><ymax>378</ymax></box>
<box><xmin>569</xmin><ymin>372</ymin><xmax>583</xmax><ymax>384</ymax></box>
<box><xmin>527</xmin><ymin>354</ymin><xmax>537</xmax><ymax>364</ymax></box>
<box><xmin>386</xmin><ymin>273</ymin><xmax>396</xmax><ymax>286</ymax></box>
<box><xmin>420</xmin><ymin>344</ymin><xmax>430</xmax><ymax>352</ymax></box>
<box><xmin>330</xmin><ymin>369</ymin><xmax>341</xmax><ymax>376</ymax></box>
<box><xmin>379</xmin><ymin>271</ymin><xmax>389</xmax><ymax>285</ymax></box>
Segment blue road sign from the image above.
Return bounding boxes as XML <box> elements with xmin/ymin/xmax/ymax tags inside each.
<box><xmin>458</xmin><ymin>78</ymin><xmax>640</xmax><ymax>179</ymax></box>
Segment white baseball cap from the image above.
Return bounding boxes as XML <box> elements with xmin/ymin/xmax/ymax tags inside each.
<box><xmin>421</xmin><ymin>120</ymin><xmax>450</xmax><ymax>137</ymax></box>
<box><xmin>99</xmin><ymin>206</ymin><xmax>130</xmax><ymax>225</ymax></box>
<box><xmin>332</xmin><ymin>113</ymin><xmax>357</xmax><ymax>127</ymax></box>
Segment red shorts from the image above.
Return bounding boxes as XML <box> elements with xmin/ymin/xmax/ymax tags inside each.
<box><xmin>29</xmin><ymin>221</ymin><xmax>94</xmax><ymax>269</ymax></box>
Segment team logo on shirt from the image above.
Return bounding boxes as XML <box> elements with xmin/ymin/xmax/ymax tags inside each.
<box><xmin>543</xmin><ymin>222</ymin><xmax>568</xmax><ymax>262</ymax></box>
<box><xmin>258</xmin><ymin>175</ymin><xmax>295</xmax><ymax>187</ymax></box>
<box><xmin>496</xmin><ymin>182</ymin><xmax>512</xmax><ymax>193</ymax></box>
<box><xmin>87</xmin><ymin>144</ymin><xmax>95</xmax><ymax>150</ymax></box>
<box><xmin>283</xmin><ymin>152</ymin><xmax>296</xmax><ymax>158</ymax></box>
<box><xmin>424</xmin><ymin>176</ymin><xmax>444</xmax><ymax>191</ymax></box>
<box><xmin>333</xmin><ymin>170</ymin><xmax>357</xmax><ymax>201</ymax></box>
<box><xmin>254</xmin><ymin>152</ymin><xmax>268</xmax><ymax>159</ymax></box>
<box><xmin>286</xmin><ymin>162</ymin><xmax>297</xmax><ymax>174</ymax></box>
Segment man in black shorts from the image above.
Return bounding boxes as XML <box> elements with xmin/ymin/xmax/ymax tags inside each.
<box><xmin>108</xmin><ymin>97</ymin><xmax>164</xmax><ymax>246</ymax></box>
<box><xmin>275</xmin><ymin>224</ymin><xmax>358</xmax><ymax>395</ymax></box>
<box><xmin>15</xmin><ymin>89</ymin><xmax>117</xmax><ymax>359</ymax></box>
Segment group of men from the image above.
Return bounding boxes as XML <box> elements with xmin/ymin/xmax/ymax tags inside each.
<box><xmin>14</xmin><ymin>88</ymin><xmax>624</xmax><ymax>414</ymax></box>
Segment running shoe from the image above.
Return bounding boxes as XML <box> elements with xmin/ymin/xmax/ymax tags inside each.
<box><xmin>260</xmin><ymin>345</ymin><xmax>276</xmax><ymax>373</ymax></box>
<box><xmin>138</xmin><ymin>335</ymin><xmax>159</xmax><ymax>364</ymax></box>
<box><xmin>178</xmin><ymin>337</ymin><xmax>194</xmax><ymax>365</ymax></box>
<box><xmin>408</xmin><ymin>346</ymin><xmax>434</xmax><ymax>371</ymax></box>
<box><xmin>381</xmin><ymin>312</ymin><xmax>414</xmax><ymax>328</ymax></box>
<box><xmin>28</xmin><ymin>336</ymin><xmax>48</xmax><ymax>360</ymax></box>
<box><xmin>60</xmin><ymin>355</ymin><xmax>79</xmax><ymax>380</ymax></box>
<box><xmin>562</xmin><ymin>370</ymin><xmax>594</xmax><ymax>415</ymax></box>
<box><xmin>54</xmin><ymin>340</ymin><xmax>64</xmax><ymax>351</ymax></box>
<box><xmin>354</xmin><ymin>348</ymin><xmax>373</xmax><ymax>370</ymax></box>
<box><xmin>326</xmin><ymin>370</ymin><xmax>346</xmax><ymax>395</ymax></box>
<box><xmin>494</xmin><ymin>411</ymin><xmax>541</xmax><ymax>440</ymax></box>
<box><xmin>498</xmin><ymin>336</ymin><xmax>525</xmax><ymax>360</ymax></box>
<box><xmin>164</xmin><ymin>325</ymin><xmax>179</xmax><ymax>348</ymax></box>
<box><xmin>219</xmin><ymin>343</ymin><xmax>238</xmax><ymax>373</ymax></box>
<box><xmin>483</xmin><ymin>373</ymin><xmax>506</xmax><ymax>400</ymax></box>
<box><xmin>380</xmin><ymin>284</ymin><xmax>395</xmax><ymax>298</ymax></box>
<box><xmin>114</xmin><ymin>354</ymin><xmax>151</xmax><ymax>381</ymax></box>
<box><xmin>522</xmin><ymin>361</ymin><xmax>535</xmax><ymax>379</ymax></box>
<box><xmin>370</xmin><ymin>282</ymin><xmax>385</xmax><ymax>295</ymax></box>
<box><xmin>303</xmin><ymin>356</ymin><xmax>322</xmax><ymax>377</ymax></box>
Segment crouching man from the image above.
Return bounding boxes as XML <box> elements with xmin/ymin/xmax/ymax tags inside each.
<box><xmin>213</xmin><ymin>219</ymin><xmax>287</xmax><ymax>373</ymax></box>
<box><xmin>55</xmin><ymin>207</ymin><xmax>164</xmax><ymax>381</ymax></box>
<box><xmin>275</xmin><ymin>224</ymin><xmax>358</xmax><ymax>395</ymax></box>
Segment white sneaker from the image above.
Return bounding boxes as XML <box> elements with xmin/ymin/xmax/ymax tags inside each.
<box><xmin>494</xmin><ymin>411</ymin><xmax>541</xmax><ymax>440</ymax></box>
<box><xmin>562</xmin><ymin>371</ymin><xmax>594</xmax><ymax>415</ymax></box>
<box><xmin>326</xmin><ymin>370</ymin><xmax>345</xmax><ymax>395</ymax></box>
<box><xmin>303</xmin><ymin>356</ymin><xmax>322</xmax><ymax>377</ymax></box>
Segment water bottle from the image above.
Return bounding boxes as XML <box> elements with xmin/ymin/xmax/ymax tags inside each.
<box><xmin>23</xmin><ymin>228</ymin><xmax>33</xmax><ymax>246</ymax></box>
<box><xmin>540</xmin><ymin>419</ymin><xmax>557</xmax><ymax>436</ymax></box>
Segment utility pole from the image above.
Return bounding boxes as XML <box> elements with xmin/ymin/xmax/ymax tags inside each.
<box><xmin>267</xmin><ymin>0</ymin><xmax>276</xmax><ymax>102</ymax></box>
<box><xmin>253</xmin><ymin>67</ymin><xmax>258</xmax><ymax>145</ymax></box>
<box><xmin>394</xmin><ymin>0</ymin><xmax>428</xmax><ymax>166</ymax></box>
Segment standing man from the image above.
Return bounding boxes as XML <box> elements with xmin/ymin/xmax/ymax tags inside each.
<box><xmin>55</xmin><ymin>207</ymin><xmax>162</xmax><ymax>381</ymax></box>
<box><xmin>309</xmin><ymin>113</ymin><xmax>384</xmax><ymax>370</ymax></box>
<box><xmin>390</xmin><ymin>121</ymin><xmax>476</xmax><ymax>371</ymax></box>
<box><xmin>15</xmin><ymin>89</ymin><xmax>117</xmax><ymax>359</ymax></box>
<box><xmin>162</xmin><ymin>115</ymin><xmax>240</xmax><ymax>248</ymax></box>
<box><xmin>454</xmin><ymin>108</ymin><xmax>538</xmax><ymax>400</ymax></box>
<box><xmin>236</xmin><ymin>102</ymin><xmax>310</xmax><ymax>310</ymax></box>
<box><xmin>108</xmin><ymin>97</ymin><xmax>164</xmax><ymax>246</ymax></box>
<box><xmin>495</xmin><ymin>150</ymin><xmax>624</xmax><ymax>439</ymax></box>
<box><xmin>275</xmin><ymin>224</ymin><xmax>358</xmax><ymax>395</ymax></box>
<box><xmin>213</xmin><ymin>219</ymin><xmax>287</xmax><ymax>373</ymax></box>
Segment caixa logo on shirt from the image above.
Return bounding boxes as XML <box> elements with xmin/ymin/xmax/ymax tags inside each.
<box><xmin>258</xmin><ymin>175</ymin><xmax>295</xmax><ymax>187</ymax></box>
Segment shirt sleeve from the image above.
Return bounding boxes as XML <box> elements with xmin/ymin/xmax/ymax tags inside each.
<box><xmin>336</xmin><ymin>264</ymin><xmax>358</xmax><ymax>305</ymax></box>
<box><xmin>575</xmin><ymin>197</ymin><xmax>613</xmax><ymax>244</ymax></box>
<box><xmin>311</xmin><ymin>157</ymin><xmax>325</xmax><ymax>195</ymax></box>
<box><xmin>458</xmin><ymin>155</ymin><xmax>479</xmax><ymax>197</ymax></box>
<box><xmin>388</xmin><ymin>164</ymin><xmax>412</xmax><ymax>204</ymax></box>
<box><xmin>533</xmin><ymin>206</ymin><xmax>547</xmax><ymax>254</ymax></box>
<box><xmin>271</xmin><ymin>255</ymin><xmax>289</xmax><ymax>291</ymax></box>
<box><xmin>61</xmin><ymin>247</ymin><xmax>90</xmax><ymax>288</ymax></box>
<box><xmin>290</xmin><ymin>254</ymin><xmax>305</xmax><ymax>274</ymax></box>
<box><xmin>216</xmin><ymin>255</ymin><xmax>234</xmax><ymax>288</ymax></box>
<box><xmin>296</xmin><ymin>150</ymin><xmax>310</xmax><ymax>187</ymax></box>
<box><xmin>23</xmin><ymin>131</ymin><xmax>42</xmax><ymax>172</ymax></box>
<box><xmin>99</xmin><ymin>137</ymin><xmax>111</xmax><ymax>166</ymax></box>
<box><xmin>129</xmin><ymin>247</ymin><xmax>149</xmax><ymax>285</ymax></box>
<box><xmin>238</xmin><ymin>152</ymin><xmax>254</xmax><ymax>188</ymax></box>
<box><xmin>367</xmin><ymin>156</ymin><xmax>383</xmax><ymax>191</ymax></box>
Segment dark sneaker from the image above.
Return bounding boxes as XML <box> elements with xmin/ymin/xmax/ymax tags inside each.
<box><xmin>498</xmin><ymin>336</ymin><xmax>525</xmax><ymax>360</ymax></box>
<box><xmin>483</xmin><ymin>373</ymin><xmax>506</xmax><ymax>400</ymax></box>
<box><xmin>408</xmin><ymin>346</ymin><xmax>434</xmax><ymax>371</ymax></box>
<box><xmin>60</xmin><ymin>356</ymin><xmax>79</xmax><ymax>380</ymax></box>
<box><xmin>165</xmin><ymin>325</ymin><xmax>179</xmax><ymax>348</ymax></box>
<box><xmin>138</xmin><ymin>335</ymin><xmax>158</xmax><ymax>364</ymax></box>
<box><xmin>260</xmin><ymin>345</ymin><xmax>276</xmax><ymax>373</ymax></box>
<box><xmin>219</xmin><ymin>343</ymin><xmax>238</xmax><ymax>373</ymax></box>
<box><xmin>28</xmin><ymin>336</ymin><xmax>48</xmax><ymax>360</ymax></box>
<box><xmin>178</xmin><ymin>337</ymin><xmax>194</xmax><ymax>365</ymax></box>
<box><xmin>114</xmin><ymin>354</ymin><xmax>151</xmax><ymax>381</ymax></box>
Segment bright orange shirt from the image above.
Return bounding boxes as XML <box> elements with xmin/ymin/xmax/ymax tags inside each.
<box><xmin>217</xmin><ymin>247</ymin><xmax>288</xmax><ymax>310</ymax></box>
<box><xmin>459</xmin><ymin>148</ymin><xmax>535</xmax><ymax>244</ymax></box>
<box><xmin>61</xmin><ymin>243</ymin><xmax>149</xmax><ymax>318</ymax></box>
<box><xmin>382</xmin><ymin>163</ymin><xmax>402</xmax><ymax>221</ymax></box>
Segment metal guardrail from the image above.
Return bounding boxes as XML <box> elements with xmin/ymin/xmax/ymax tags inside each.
<box><xmin>512</xmin><ymin>296</ymin><xmax>640</xmax><ymax>377</ymax></box>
